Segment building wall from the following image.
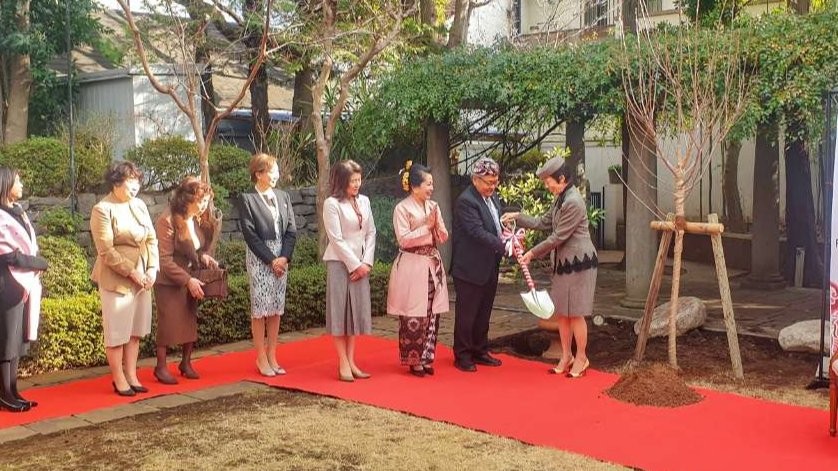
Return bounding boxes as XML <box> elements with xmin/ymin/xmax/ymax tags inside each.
<box><xmin>78</xmin><ymin>77</ymin><xmax>135</xmax><ymax>158</ymax></box>
<box><xmin>132</xmin><ymin>74</ymin><xmax>199</xmax><ymax>146</ymax></box>
<box><xmin>468</xmin><ymin>0</ymin><xmax>514</xmax><ymax>45</ymax></box>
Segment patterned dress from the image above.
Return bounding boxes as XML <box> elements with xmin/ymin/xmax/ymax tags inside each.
<box><xmin>246</xmin><ymin>239</ymin><xmax>287</xmax><ymax>318</ymax></box>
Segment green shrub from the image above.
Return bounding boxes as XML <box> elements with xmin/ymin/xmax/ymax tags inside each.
<box><xmin>0</xmin><ymin>138</ymin><xmax>66</xmax><ymax>196</ymax></box>
<box><xmin>32</xmin><ymin>293</ymin><xmax>106</xmax><ymax>372</ymax></box>
<box><xmin>38</xmin><ymin>236</ymin><xmax>93</xmax><ymax>298</ymax></box>
<box><xmin>125</xmin><ymin>135</ymin><xmax>199</xmax><ymax>190</ymax></box>
<box><xmin>37</xmin><ymin>207</ymin><xmax>83</xmax><ymax>238</ymax></box>
<box><xmin>216</xmin><ymin>239</ymin><xmax>247</xmax><ymax>276</ymax></box>
<box><xmin>292</xmin><ymin>236</ymin><xmax>320</xmax><ymax>267</ymax></box>
<box><xmin>211</xmin><ymin>183</ymin><xmax>231</xmax><ymax>213</ymax></box>
<box><xmin>209</xmin><ymin>144</ymin><xmax>252</xmax><ymax>196</ymax></box>
<box><xmin>196</xmin><ymin>275</ymin><xmax>253</xmax><ymax>347</ymax></box>
<box><xmin>369</xmin><ymin>195</ymin><xmax>399</xmax><ymax>263</ymax></box>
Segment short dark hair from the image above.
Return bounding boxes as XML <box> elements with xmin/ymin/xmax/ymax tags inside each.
<box><xmin>551</xmin><ymin>165</ymin><xmax>574</xmax><ymax>186</ymax></box>
<box><xmin>329</xmin><ymin>160</ymin><xmax>362</xmax><ymax>199</ymax></box>
<box><xmin>407</xmin><ymin>164</ymin><xmax>432</xmax><ymax>192</ymax></box>
<box><xmin>105</xmin><ymin>161</ymin><xmax>144</xmax><ymax>189</ymax></box>
<box><xmin>0</xmin><ymin>167</ymin><xmax>20</xmax><ymax>205</ymax></box>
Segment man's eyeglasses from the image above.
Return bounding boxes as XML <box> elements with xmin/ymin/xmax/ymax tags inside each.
<box><xmin>477</xmin><ymin>176</ymin><xmax>499</xmax><ymax>188</ymax></box>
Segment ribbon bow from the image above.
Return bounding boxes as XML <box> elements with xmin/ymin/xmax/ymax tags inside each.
<box><xmin>501</xmin><ymin>225</ymin><xmax>526</xmax><ymax>258</ymax></box>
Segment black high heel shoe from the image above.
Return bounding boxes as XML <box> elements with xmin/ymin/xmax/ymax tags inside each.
<box><xmin>14</xmin><ymin>395</ymin><xmax>38</xmax><ymax>407</ymax></box>
<box><xmin>409</xmin><ymin>366</ymin><xmax>425</xmax><ymax>377</ymax></box>
<box><xmin>0</xmin><ymin>396</ymin><xmax>30</xmax><ymax>412</ymax></box>
<box><xmin>112</xmin><ymin>381</ymin><xmax>137</xmax><ymax>397</ymax></box>
<box><xmin>423</xmin><ymin>366</ymin><xmax>435</xmax><ymax>376</ymax></box>
<box><xmin>129</xmin><ymin>384</ymin><xmax>149</xmax><ymax>393</ymax></box>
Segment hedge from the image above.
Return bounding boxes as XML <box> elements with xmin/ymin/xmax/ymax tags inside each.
<box><xmin>38</xmin><ymin>236</ymin><xmax>94</xmax><ymax>298</ymax></box>
<box><xmin>125</xmin><ymin>135</ymin><xmax>200</xmax><ymax>190</ymax></box>
<box><xmin>0</xmin><ymin>137</ymin><xmax>109</xmax><ymax>196</ymax></box>
<box><xmin>25</xmin><ymin>262</ymin><xmax>393</xmax><ymax>374</ymax></box>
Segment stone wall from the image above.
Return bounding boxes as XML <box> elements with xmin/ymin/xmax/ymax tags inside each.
<box><xmin>21</xmin><ymin>187</ymin><xmax>320</xmax><ymax>252</ymax></box>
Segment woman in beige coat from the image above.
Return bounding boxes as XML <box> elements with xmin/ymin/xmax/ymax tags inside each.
<box><xmin>502</xmin><ymin>156</ymin><xmax>597</xmax><ymax>378</ymax></box>
<box><xmin>387</xmin><ymin>162</ymin><xmax>449</xmax><ymax>377</ymax></box>
<box><xmin>91</xmin><ymin>161</ymin><xmax>159</xmax><ymax>396</ymax></box>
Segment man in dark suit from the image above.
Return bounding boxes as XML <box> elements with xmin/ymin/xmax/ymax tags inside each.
<box><xmin>451</xmin><ymin>157</ymin><xmax>506</xmax><ymax>372</ymax></box>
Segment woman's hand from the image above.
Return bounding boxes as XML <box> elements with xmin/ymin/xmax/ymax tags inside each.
<box><xmin>349</xmin><ymin>263</ymin><xmax>371</xmax><ymax>282</ymax></box>
<box><xmin>271</xmin><ymin>257</ymin><xmax>288</xmax><ymax>277</ymax></box>
<box><xmin>187</xmin><ymin>277</ymin><xmax>205</xmax><ymax>300</ymax></box>
<box><xmin>128</xmin><ymin>270</ymin><xmax>145</xmax><ymax>288</ymax></box>
<box><xmin>142</xmin><ymin>272</ymin><xmax>155</xmax><ymax>290</ymax></box>
<box><xmin>520</xmin><ymin>250</ymin><xmax>534</xmax><ymax>265</ymax></box>
<box><xmin>500</xmin><ymin>212</ymin><xmax>519</xmax><ymax>226</ymax></box>
<box><xmin>201</xmin><ymin>253</ymin><xmax>220</xmax><ymax>269</ymax></box>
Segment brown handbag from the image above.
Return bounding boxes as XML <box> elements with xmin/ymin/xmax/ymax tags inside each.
<box><xmin>193</xmin><ymin>268</ymin><xmax>229</xmax><ymax>299</ymax></box>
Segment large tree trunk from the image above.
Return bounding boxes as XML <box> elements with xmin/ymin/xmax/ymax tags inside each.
<box><xmin>428</xmin><ymin>121</ymin><xmax>452</xmax><ymax>268</ymax></box>
<box><xmin>722</xmin><ymin>139</ymin><xmax>746</xmax><ymax>232</ymax></box>
<box><xmin>292</xmin><ymin>63</ymin><xmax>314</xmax><ymax>128</ymax></box>
<box><xmin>565</xmin><ymin>119</ymin><xmax>586</xmax><ymax>196</ymax></box>
<box><xmin>743</xmin><ymin>123</ymin><xmax>785</xmax><ymax>289</ymax></box>
<box><xmin>621</xmin><ymin>116</ymin><xmax>658</xmax><ymax>307</ymax></box>
<box><xmin>783</xmin><ymin>121</ymin><xmax>823</xmax><ymax>287</ymax></box>
<box><xmin>244</xmin><ymin>0</ymin><xmax>269</xmax><ymax>152</ymax></box>
<box><xmin>447</xmin><ymin>0</ymin><xmax>469</xmax><ymax>48</ymax></box>
<box><xmin>3</xmin><ymin>0</ymin><xmax>32</xmax><ymax>144</ymax></box>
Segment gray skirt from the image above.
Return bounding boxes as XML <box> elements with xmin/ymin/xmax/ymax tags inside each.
<box><xmin>325</xmin><ymin>261</ymin><xmax>372</xmax><ymax>336</ymax></box>
<box><xmin>550</xmin><ymin>268</ymin><xmax>597</xmax><ymax>317</ymax></box>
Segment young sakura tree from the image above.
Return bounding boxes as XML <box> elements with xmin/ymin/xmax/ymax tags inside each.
<box><xmin>115</xmin><ymin>0</ymin><xmax>275</xmax><ymax>183</ymax></box>
<box><xmin>621</xmin><ymin>22</ymin><xmax>754</xmax><ymax>373</ymax></box>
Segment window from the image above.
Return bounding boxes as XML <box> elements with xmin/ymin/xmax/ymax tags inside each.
<box><xmin>584</xmin><ymin>0</ymin><xmax>609</xmax><ymax>27</ymax></box>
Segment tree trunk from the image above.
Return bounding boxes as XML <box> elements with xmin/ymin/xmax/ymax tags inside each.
<box><xmin>722</xmin><ymin>139</ymin><xmax>746</xmax><ymax>232</ymax></box>
<box><xmin>248</xmin><ymin>64</ymin><xmax>269</xmax><ymax>152</ymax></box>
<box><xmin>783</xmin><ymin>122</ymin><xmax>823</xmax><ymax>287</ymax></box>
<box><xmin>447</xmin><ymin>0</ymin><xmax>469</xmax><ymax>48</ymax></box>
<box><xmin>427</xmin><ymin>121</ymin><xmax>452</xmax><ymax>268</ymax></box>
<box><xmin>420</xmin><ymin>0</ymin><xmax>437</xmax><ymax>27</ymax></box>
<box><xmin>621</xmin><ymin>117</ymin><xmax>658</xmax><ymax>308</ymax></box>
<box><xmin>565</xmin><ymin>119</ymin><xmax>587</xmax><ymax>197</ymax></box>
<box><xmin>743</xmin><ymin>123</ymin><xmax>785</xmax><ymax>289</ymax></box>
<box><xmin>244</xmin><ymin>0</ymin><xmax>269</xmax><ymax>152</ymax></box>
<box><xmin>667</xmin><ymin>179</ymin><xmax>687</xmax><ymax>370</ymax></box>
<box><xmin>315</xmin><ymin>140</ymin><xmax>331</xmax><ymax>254</ymax></box>
<box><xmin>292</xmin><ymin>63</ymin><xmax>314</xmax><ymax>129</ymax></box>
<box><xmin>4</xmin><ymin>0</ymin><xmax>32</xmax><ymax>144</ymax></box>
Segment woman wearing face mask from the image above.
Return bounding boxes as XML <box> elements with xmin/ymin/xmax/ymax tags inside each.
<box><xmin>152</xmin><ymin>177</ymin><xmax>220</xmax><ymax>384</ymax></box>
<box><xmin>90</xmin><ymin>161</ymin><xmax>159</xmax><ymax>396</ymax></box>
<box><xmin>239</xmin><ymin>154</ymin><xmax>297</xmax><ymax>377</ymax></box>
<box><xmin>386</xmin><ymin>162</ymin><xmax>449</xmax><ymax>377</ymax></box>
<box><xmin>0</xmin><ymin>167</ymin><xmax>48</xmax><ymax>412</ymax></box>
<box><xmin>322</xmin><ymin>160</ymin><xmax>376</xmax><ymax>382</ymax></box>
<box><xmin>501</xmin><ymin>156</ymin><xmax>597</xmax><ymax>379</ymax></box>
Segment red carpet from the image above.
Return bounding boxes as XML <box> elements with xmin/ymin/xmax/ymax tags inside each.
<box><xmin>4</xmin><ymin>335</ymin><xmax>834</xmax><ymax>470</ymax></box>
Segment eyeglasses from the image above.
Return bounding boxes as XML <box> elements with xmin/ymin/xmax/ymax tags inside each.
<box><xmin>477</xmin><ymin>176</ymin><xmax>499</xmax><ymax>188</ymax></box>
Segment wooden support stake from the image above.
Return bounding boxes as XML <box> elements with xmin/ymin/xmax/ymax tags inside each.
<box><xmin>631</xmin><ymin>213</ymin><xmax>675</xmax><ymax>366</ymax></box>
<box><xmin>708</xmin><ymin>213</ymin><xmax>744</xmax><ymax>380</ymax></box>
<box><xmin>650</xmin><ymin>220</ymin><xmax>724</xmax><ymax>235</ymax></box>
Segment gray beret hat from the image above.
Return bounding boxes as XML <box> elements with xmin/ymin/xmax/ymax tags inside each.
<box><xmin>536</xmin><ymin>156</ymin><xmax>566</xmax><ymax>179</ymax></box>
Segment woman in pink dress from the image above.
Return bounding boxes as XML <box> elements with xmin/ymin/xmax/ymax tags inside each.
<box><xmin>386</xmin><ymin>162</ymin><xmax>449</xmax><ymax>377</ymax></box>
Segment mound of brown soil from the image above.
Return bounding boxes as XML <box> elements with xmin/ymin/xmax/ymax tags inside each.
<box><xmin>606</xmin><ymin>363</ymin><xmax>703</xmax><ymax>407</ymax></box>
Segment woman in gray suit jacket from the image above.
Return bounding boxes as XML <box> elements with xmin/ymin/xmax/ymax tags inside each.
<box><xmin>502</xmin><ymin>156</ymin><xmax>597</xmax><ymax>379</ymax></box>
<box><xmin>238</xmin><ymin>153</ymin><xmax>297</xmax><ymax>377</ymax></box>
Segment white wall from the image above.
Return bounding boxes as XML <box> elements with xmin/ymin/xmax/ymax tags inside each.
<box><xmin>132</xmin><ymin>74</ymin><xmax>199</xmax><ymax>146</ymax></box>
<box><xmin>468</xmin><ymin>0</ymin><xmax>514</xmax><ymax>46</ymax></box>
<box><xmin>78</xmin><ymin>76</ymin><xmax>135</xmax><ymax>158</ymax></box>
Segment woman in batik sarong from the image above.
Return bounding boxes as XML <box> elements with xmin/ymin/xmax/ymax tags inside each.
<box><xmin>386</xmin><ymin>162</ymin><xmax>450</xmax><ymax>377</ymax></box>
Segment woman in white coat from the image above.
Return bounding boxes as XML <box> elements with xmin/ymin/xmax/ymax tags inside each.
<box><xmin>322</xmin><ymin>160</ymin><xmax>376</xmax><ymax>382</ymax></box>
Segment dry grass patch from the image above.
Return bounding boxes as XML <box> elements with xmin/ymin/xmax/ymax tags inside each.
<box><xmin>0</xmin><ymin>387</ymin><xmax>625</xmax><ymax>470</ymax></box>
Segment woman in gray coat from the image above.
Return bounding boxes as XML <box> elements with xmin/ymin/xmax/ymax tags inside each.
<box><xmin>502</xmin><ymin>156</ymin><xmax>597</xmax><ymax>378</ymax></box>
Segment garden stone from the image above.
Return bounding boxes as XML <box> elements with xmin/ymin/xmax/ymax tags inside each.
<box><xmin>288</xmin><ymin>189</ymin><xmax>303</xmax><ymax>204</ymax></box>
<box><xmin>633</xmin><ymin>296</ymin><xmax>706</xmax><ymax>338</ymax></box>
<box><xmin>77</xmin><ymin>193</ymin><xmax>97</xmax><ymax>215</ymax></box>
<box><xmin>778</xmin><ymin>320</ymin><xmax>829</xmax><ymax>353</ymax></box>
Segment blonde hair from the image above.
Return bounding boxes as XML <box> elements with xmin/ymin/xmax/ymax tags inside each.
<box><xmin>248</xmin><ymin>153</ymin><xmax>277</xmax><ymax>183</ymax></box>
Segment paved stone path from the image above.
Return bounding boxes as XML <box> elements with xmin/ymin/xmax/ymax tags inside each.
<box><xmin>1</xmin><ymin>252</ymin><xmax>822</xmax><ymax>444</ymax></box>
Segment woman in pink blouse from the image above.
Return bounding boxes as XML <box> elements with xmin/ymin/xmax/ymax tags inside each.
<box><xmin>386</xmin><ymin>162</ymin><xmax>449</xmax><ymax>377</ymax></box>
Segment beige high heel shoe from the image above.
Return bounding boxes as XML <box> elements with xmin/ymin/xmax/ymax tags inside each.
<box><xmin>548</xmin><ymin>356</ymin><xmax>574</xmax><ymax>375</ymax></box>
<box><xmin>256</xmin><ymin>358</ymin><xmax>276</xmax><ymax>377</ymax></box>
<box><xmin>567</xmin><ymin>358</ymin><xmax>590</xmax><ymax>378</ymax></box>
